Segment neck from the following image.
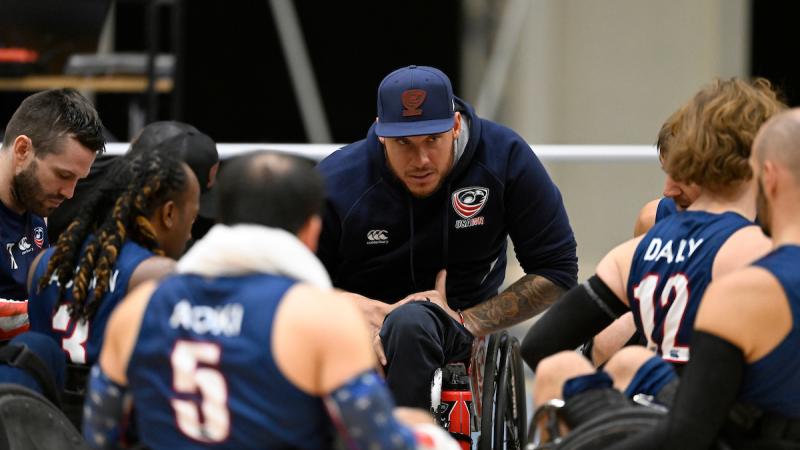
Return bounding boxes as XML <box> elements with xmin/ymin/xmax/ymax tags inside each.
<box><xmin>0</xmin><ymin>151</ymin><xmax>23</xmax><ymax>214</ymax></box>
<box><xmin>767</xmin><ymin>197</ymin><xmax>800</xmax><ymax>247</ymax></box>
<box><xmin>687</xmin><ymin>180</ymin><xmax>757</xmax><ymax>220</ymax></box>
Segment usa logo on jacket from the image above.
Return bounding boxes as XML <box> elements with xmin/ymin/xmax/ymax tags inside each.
<box><xmin>452</xmin><ymin>187</ymin><xmax>488</xmax><ymax>229</ymax></box>
<box><xmin>33</xmin><ymin>227</ymin><xmax>45</xmax><ymax>248</ymax></box>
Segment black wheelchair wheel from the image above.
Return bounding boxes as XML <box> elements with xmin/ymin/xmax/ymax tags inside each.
<box><xmin>478</xmin><ymin>333</ymin><xmax>505</xmax><ymax>450</ymax></box>
<box><xmin>554</xmin><ymin>407</ymin><xmax>664</xmax><ymax>450</ymax></box>
<box><xmin>493</xmin><ymin>336</ymin><xmax>526</xmax><ymax>450</ymax></box>
<box><xmin>478</xmin><ymin>332</ymin><xmax>527</xmax><ymax>450</ymax></box>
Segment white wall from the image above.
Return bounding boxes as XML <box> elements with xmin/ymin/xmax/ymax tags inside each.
<box><xmin>476</xmin><ymin>0</ymin><xmax>751</xmax><ymax>291</ymax></box>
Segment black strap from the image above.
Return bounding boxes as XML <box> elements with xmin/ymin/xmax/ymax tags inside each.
<box><xmin>728</xmin><ymin>403</ymin><xmax>800</xmax><ymax>442</ymax></box>
<box><xmin>0</xmin><ymin>344</ymin><xmax>61</xmax><ymax>408</ymax></box>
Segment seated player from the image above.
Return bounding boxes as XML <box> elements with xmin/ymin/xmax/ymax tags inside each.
<box><xmin>84</xmin><ymin>151</ymin><xmax>458</xmax><ymax>449</ymax></box>
<box><xmin>27</xmin><ymin>150</ymin><xmax>199</xmax><ymax>425</ymax></box>
<box><xmin>536</xmin><ymin>106</ymin><xmax>800</xmax><ymax>450</ymax></box>
<box><xmin>590</xmin><ymin>110</ymin><xmax>705</xmax><ymax>367</ymax></box>
<box><xmin>521</xmin><ymin>78</ymin><xmax>783</xmax><ymax>378</ymax></box>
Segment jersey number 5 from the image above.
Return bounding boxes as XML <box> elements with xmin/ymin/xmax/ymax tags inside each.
<box><xmin>632</xmin><ymin>273</ymin><xmax>690</xmax><ymax>362</ymax></box>
<box><xmin>171</xmin><ymin>340</ymin><xmax>230</xmax><ymax>443</ymax></box>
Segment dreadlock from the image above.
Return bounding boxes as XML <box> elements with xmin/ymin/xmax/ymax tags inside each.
<box><xmin>39</xmin><ymin>150</ymin><xmax>188</xmax><ymax>322</ymax></box>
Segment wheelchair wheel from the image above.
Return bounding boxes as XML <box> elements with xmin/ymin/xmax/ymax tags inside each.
<box><xmin>478</xmin><ymin>332</ymin><xmax>527</xmax><ymax>450</ymax></box>
<box><xmin>554</xmin><ymin>407</ymin><xmax>664</xmax><ymax>450</ymax></box>
<box><xmin>478</xmin><ymin>333</ymin><xmax>504</xmax><ymax>450</ymax></box>
<box><xmin>493</xmin><ymin>335</ymin><xmax>527</xmax><ymax>450</ymax></box>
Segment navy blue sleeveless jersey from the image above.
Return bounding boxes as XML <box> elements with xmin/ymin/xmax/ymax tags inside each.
<box><xmin>28</xmin><ymin>240</ymin><xmax>153</xmax><ymax>365</ymax></box>
<box><xmin>0</xmin><ymin>200</ymin><xmax>48</xmax><ymax>301</ymax></box>
<box><xmin>654</xmin><ymin>197</ymin><xmax>678</xmax><ymax>223</ymax></box>
<box><xmin>127</xmin><ymin>273</ymin><xmax>333</xmax><ymax>449</ymax></box>
<box><xmin>739</xmin><ymin>245</ymin><xmax>800</xmax><ymax>417</ymax></box>
<box><xmin>627</xmin><ymin>211</ymin><xmax>752</xmax><ymax>364</ymax></box>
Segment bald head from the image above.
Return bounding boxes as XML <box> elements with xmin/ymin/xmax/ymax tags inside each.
<box><xmin>217</xmin><ymin>151</ymin><xmax>324</xmax><ymax>233</ymax></box>
<box><xmin>754</xmin><ymin>108</ymin><xmax>800</xmax><ymax>178</ymax></box>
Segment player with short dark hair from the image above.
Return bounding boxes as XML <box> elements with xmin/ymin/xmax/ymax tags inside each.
<box><xmin>86</xmin><ymin>151</ymin><xmax>458</xmax><ymax>450</ymax></box>
<box><xmin>0</xmin><ymin>88</ymin><xmax>105</xmax><ymax>339</ymax></box>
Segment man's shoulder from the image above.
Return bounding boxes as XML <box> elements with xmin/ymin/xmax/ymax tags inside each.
<box><xmin>318</xmin><ymin>136</ymin><xmax>374</xmax><ymax>176</ymax></box>
<box><xmin>469</xmin><ymin>119</ymin><xmax>540</xmax><ymax>173</ymax></box>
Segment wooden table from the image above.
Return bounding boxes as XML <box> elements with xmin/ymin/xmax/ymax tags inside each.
<box><xmin>0</xmin><ymin>74</ymin><xmax>174</xmax><ymax>138</ymax></box>
<box><xmin>0</xmin><ymin>74</ymin><xmax>173</xmax><ymax>93</ymax></box>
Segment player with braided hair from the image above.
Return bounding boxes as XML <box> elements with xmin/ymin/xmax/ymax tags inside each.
<box><xmin>26</xmin><ymin>150</ymin><xmax>199</xmax><ymax>426</ymax></box>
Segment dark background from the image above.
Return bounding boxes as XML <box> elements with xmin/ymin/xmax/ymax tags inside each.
<box><xmin>0</xmin><ymin>0</ymin><xmax>797</xmax><ymax>143</ymax></box>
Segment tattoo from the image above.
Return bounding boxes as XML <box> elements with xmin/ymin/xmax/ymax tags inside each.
<box><xmin>463</xmin><ymin>274</ymin><xmax>564</xmax><ymax>336</ymax></box>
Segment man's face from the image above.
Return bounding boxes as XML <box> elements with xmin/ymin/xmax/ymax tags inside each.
<box><xmin>381</xmin><ymin>116</ymin><xmax>460</xmax><ymax>198</ymax></box>
<box><xmin>661</xmin><ymin>174</ymin><xmax>701</xmax><ymax>210</ymax></box>
<box><xmin>162</xmin><ymin>166</ymin><xmax>200</xmax><ymax>259</ymax></box>
<box><xmin>13</xmin><ymin>136</ymin><xmax>95</xmax><ymax>216</ymax></box>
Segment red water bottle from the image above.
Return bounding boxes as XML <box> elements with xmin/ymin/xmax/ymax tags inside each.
<box><xmin>434</xmin><ymin>363</ymin><xmax>473</xmax><ymax>450</ymax></box>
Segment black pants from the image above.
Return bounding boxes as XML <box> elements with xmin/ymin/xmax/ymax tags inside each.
<box><xmin>380</xmin><ymin>301</ymin><xmax>474</xmax><ymax>409</ymax></box>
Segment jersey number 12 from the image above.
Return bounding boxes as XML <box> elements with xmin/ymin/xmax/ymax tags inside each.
<box><xmin>632</xmin><ymin>273</ymin><xmax>691</xmax><ymax>362</ymax></box>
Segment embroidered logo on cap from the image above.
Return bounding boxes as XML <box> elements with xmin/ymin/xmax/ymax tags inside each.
<box><xmin>401</xmin><ymin>89</ymin><xmax>426</xmax><ymax>117</ymax></box>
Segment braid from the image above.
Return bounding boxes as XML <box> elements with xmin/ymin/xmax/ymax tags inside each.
<box><xmin>39</xmin><ymin>158</ymin><xmax>131</xmax><ymax>299</ymax></box>
<box><xmin>64</xmin><ymin>151</ymin><xmax>187</xmax><ymax>322</ymax></box>
<box><xmin>69</xmin><ymin>192</ymin><xmax>134</xmax><ymax>321</ymax></box>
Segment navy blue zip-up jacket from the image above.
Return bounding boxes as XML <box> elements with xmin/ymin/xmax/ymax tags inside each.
<box><xmin>317</xmin><ymin>98</ymin><xmax>577</xmax><ymax>311</ymax></box>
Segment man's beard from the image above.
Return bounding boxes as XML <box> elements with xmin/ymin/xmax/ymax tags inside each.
<box><xmin>756</xmin><ymin>178</ymin><xmax>772</xmax><ymax>237</ymax></box>
<box><xmin>11</xmin><ymin>161</ymin><xmax>58</xmax><ymax>217</ymax></box>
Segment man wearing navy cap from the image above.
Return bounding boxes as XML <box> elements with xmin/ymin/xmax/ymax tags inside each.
<box><xmin>317</xmin><ymin>65</ymin><xmax>578</xmax><ymax>409</ymax></box>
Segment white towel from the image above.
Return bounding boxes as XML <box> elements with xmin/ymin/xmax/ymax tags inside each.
<box><xmin>176</xmin><ymin>224</ymin><xmax>332</xmax><ymax>289</ymax></box>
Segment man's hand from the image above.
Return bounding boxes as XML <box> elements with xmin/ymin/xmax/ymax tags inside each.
<box><xmin>337</xmin><ymin>291</ymin><xmax>411</xmax><ymax>366</ymax></box>
<box><xmin>401</xmin><ymin>270</ymin><xmax>462</xmax><ymax>324</ymax></box>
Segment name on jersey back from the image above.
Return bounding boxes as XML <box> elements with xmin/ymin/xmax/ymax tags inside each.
<box><xmin>169</xmin><ymin>299</ymin><xmax>244</xmax><ymax>337</ymax></box>
<box><xmin>643</xmin><ymin>238</ymin><xmax>704</xmax><ymax>264</ymax></box>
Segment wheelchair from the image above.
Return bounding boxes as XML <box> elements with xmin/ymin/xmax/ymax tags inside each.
<box><xmin>525</xmin><ymin>394</ymin><xmax>736</xmax><ymax>450</ymax></box>
<box><xmin>0</xmin><ymin>383</ymin><xmax>88</xmax><ymax>449</ymax></box>
<box><xmin>432</xmin><ymin>331</ymin><xmax>527</xmax><ymax>450</ymax></box>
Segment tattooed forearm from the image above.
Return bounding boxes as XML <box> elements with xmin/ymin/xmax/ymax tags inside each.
<box><xmin>462</xmin><ymin>274</ymin><xmax>565</xmax><ymax>337</ymax></box>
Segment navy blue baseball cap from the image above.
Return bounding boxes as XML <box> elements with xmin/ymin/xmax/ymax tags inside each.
<box><xmin>376</xmin><ymin>65</ymin><xmax>456</xmax><ymax>137</ymax></box>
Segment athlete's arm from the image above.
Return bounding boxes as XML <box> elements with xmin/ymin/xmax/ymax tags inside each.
<box><xmin>520</xmin><ymin>239</ymin><xmax>636</xmax><ymax>371</ymax></box>
<box><xmin>274</xmin><ymin>285</ymin><xmax>454</xmax><ymax>450</ymax></box>
<box><xmin>633</xmin><ymin>199</ymin><xmax>660</xmax><ymax>237</ymax></box>
<box><xmin>589</xmin><ymin>202</ymin><xmax>659</xmax><ymax>367</ymax></box>
<box><xmin>84</xmin><ymin>281</ymin><xmax>156</xmax><ymax>449</ymax></box>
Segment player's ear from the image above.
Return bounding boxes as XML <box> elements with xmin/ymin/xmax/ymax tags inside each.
<box><xmin>12</xmin><ymin>135</ymin><xmax>34</xmax><ymax>171</ymax></box>
<box><xmin>297</xmin><ymin>215</ymin><xmax>322</xmax><ymax>253</ymax></box>
<box><xmin>159</xmin><ymin>200</ymin><xmax>177</xmax><ymax>229</ymax></box>
<box><xmin>762</xmin><ymin>161</ymin><xmax>779</xmax><ymax>198</ymax></box>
